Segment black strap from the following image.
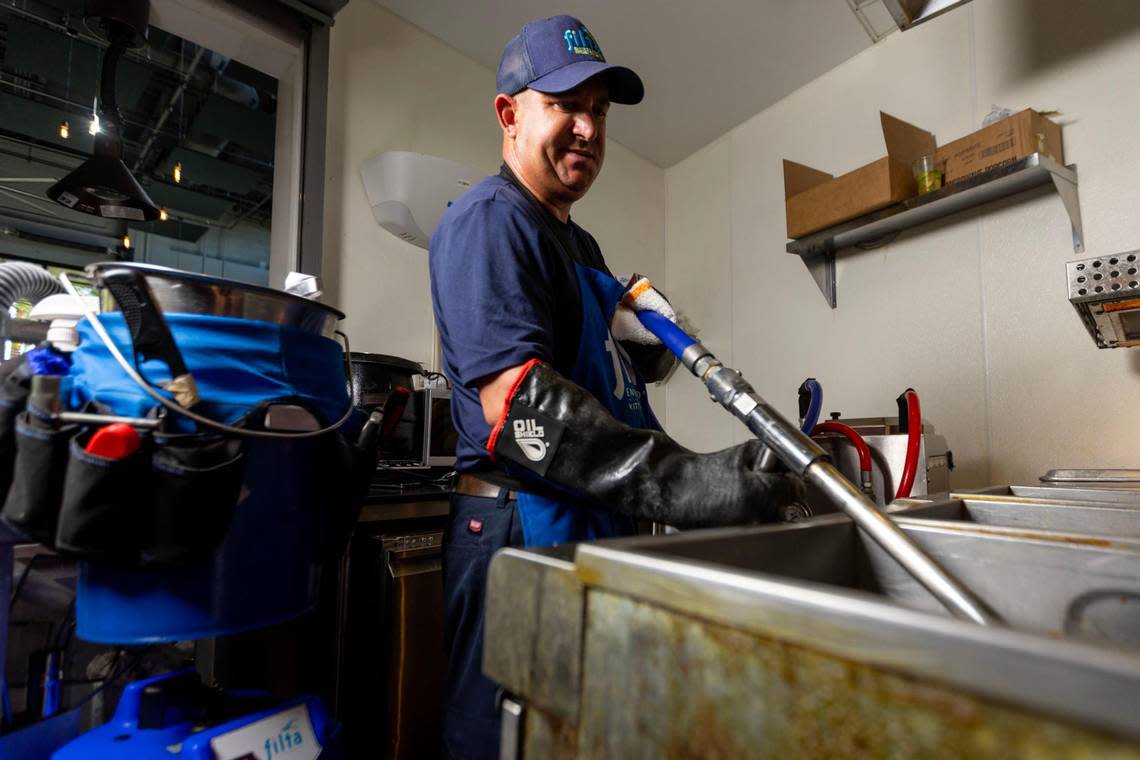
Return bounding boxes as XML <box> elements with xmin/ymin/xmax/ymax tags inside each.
<box><xmin>498</xmin><ymin>164</ymin><xmax>604</xmax><ymax>272</ymax></box>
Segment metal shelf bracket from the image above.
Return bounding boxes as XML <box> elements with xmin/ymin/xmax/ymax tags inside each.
<box><xmin>1050</xmin><ymin>169</ymin><xmax>1084</xmax><ymax>254</ymax></box>
<box><xmin>803</xmin><ymin>249</ymin><xmax>837</xmax><ymax>309</ymax></box>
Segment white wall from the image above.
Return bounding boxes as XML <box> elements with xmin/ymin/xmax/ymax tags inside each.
<box><xmin>322</xmin><ymin>1</ymin><xmax>667</xmax><ymax>405</ymax></box>
<box><xmin>664</xmin><ymin>0</ymin><xmax>1140</xmax><ymax>486</ymax></box>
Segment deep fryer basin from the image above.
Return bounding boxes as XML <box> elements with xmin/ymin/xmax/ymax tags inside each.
<box><xmin>895</xmin><ymin>495</ymin><xmax>1140</xmax><ymax>538</ymax></box>
<box><xmin>957</xmin><ymin>484</ymin><xmax>1140</xmax><ymax>507</ymax></box>
<box><xmin>608</xmin><ymin>516</ymin><xmax>1140</xmax><ymax>648</ymax></box>
<box><xmin>485</xmin><ymin>516</ymin><xmax>1140</xmax><ymax>749</ymax></box>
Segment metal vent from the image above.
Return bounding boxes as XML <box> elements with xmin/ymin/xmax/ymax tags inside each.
<box><xmin>1067</xmin><ymin>252</ymin><xmax>1140</xmax><ymax>349</ymax></box>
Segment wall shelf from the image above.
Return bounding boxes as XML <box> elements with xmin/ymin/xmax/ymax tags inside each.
<box><xmin>786</xmin><ymin>153</ymin><xmax>1082</xmax><ymax>308</ymax></box>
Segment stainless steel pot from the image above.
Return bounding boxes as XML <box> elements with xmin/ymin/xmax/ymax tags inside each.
<box><xmin>86</xmin><ymin>262</ymin><xmax>344</xmax><ymax>337</ymax></box>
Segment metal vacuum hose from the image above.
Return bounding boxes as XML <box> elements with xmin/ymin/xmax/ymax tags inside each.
<box><xmin>0</xmin><ymin>262</ymin><xmax>64</xmax><ymax>309</ymax></box>
<box><xmin>636</xmin><ymin>310</ymin><xmax>1003</xmax><ymax>626</ymax></box>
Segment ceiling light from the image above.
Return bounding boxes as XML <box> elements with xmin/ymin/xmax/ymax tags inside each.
<box><xmin>122</xmin><ymin>234</ymin><xmax>131</xmax><ymax>249</ymax></box>
<box><xmin>159</xmin><ymin>207</ymin><xmax>168</xmax><ymax>221</ymax></box>
<box><xmin>173</xmin><ymin>162</ymin><xmax>182</xmax><ymax>184</ymax></box>
<box><xmin>46</xmin><ymin>0</ymin><xmax>159</xmax><ymax>224</ymax></box>
<box><xmin>59</xmin><ymin>121</ymin><xmax>70</xmax><ymax>140</ymax></box>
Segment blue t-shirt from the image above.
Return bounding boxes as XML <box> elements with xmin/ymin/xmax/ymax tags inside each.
<box><xmin>429</xmin><ymin>168</ymin><xmax>611</xmax><ymax>473</ymax></box>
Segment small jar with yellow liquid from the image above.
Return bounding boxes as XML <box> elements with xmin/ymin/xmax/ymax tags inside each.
<box><xmin>913</xmin><ymin>155</ymin><xmax>945</xmax><ymax>195</ymax></box>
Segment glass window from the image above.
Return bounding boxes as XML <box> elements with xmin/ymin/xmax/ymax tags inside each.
<box><xmin>0</xmin><ymin>1</ymin><xmax>287</xmax><ymax>285</ymax></box>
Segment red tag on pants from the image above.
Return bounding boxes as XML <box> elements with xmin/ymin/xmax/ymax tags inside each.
<box><xmin>468</xmin><ymin>519</ymin><xmax>483</xmax><ymax>534</ymax></box>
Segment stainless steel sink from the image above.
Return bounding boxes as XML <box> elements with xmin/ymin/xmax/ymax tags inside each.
<box><xmin>619</xmin><ymin>516</ymin><xmax>1140</xmax><ymax>647</ymax></box>
<box><xmin>894</xmin><ymin>495</ymin><xmax>1140</xmax><ymax>538</ymax></box>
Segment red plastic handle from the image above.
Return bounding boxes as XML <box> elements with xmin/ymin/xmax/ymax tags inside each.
<box><xmin>85</xmin><ymin>423</ymin><xmax>141</xmax><ymax>460</ymax></box>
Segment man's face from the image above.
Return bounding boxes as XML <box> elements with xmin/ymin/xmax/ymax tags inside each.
<box><xmin>508</xmin><ymin>77</ymin><xmax>610</xmax><ymax>207</ymax></box>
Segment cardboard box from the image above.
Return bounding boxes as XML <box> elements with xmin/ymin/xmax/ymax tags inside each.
<box><xmin>784</xmin><ymin>113</ymin><xmax>935</xmax><ymax>240</ymax></box>
<box><xmin>935</xmin><ymin>109</ymin><xmax>1063</xmax><ymax>184</ymax></box>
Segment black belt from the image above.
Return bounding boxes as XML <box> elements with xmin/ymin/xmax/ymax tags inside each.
<box><xmin>454</xmin><ymin>473</ymin><xmax>518</xmax><ymax>501</ymax></box>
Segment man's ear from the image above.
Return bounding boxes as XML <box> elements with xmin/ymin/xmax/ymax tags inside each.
<box><xmin>495</xmin><ymin>93</ymin><xmax>518</xmax><ymax>136</ymax></box>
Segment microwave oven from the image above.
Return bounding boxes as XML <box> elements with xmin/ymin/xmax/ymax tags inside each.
<box><xmin>373</xmin><ymin>385</ymin><xmax>457</xmax><ymax>469</ymax></box>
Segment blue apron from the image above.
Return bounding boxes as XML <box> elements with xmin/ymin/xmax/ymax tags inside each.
<box><xmin>513</xmin><ymin>264</ymin><xmax>660</xmax><ymax>547</ymax></box>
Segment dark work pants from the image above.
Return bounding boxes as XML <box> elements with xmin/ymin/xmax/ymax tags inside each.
<box><xmin>441</xmin><ymin>489</ymin><xmax>523</xmax><ymax>760</ymax></box>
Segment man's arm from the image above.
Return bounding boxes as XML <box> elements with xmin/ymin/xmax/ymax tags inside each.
<box><xmin>478</xmin><ymin>364</ymin><xmax>529</xmax><ymax>425</ymax></box>
<box><xmin>487</xmin><ymin>360</ymin><xmax>802</xmax><ymax>527</ymax></box>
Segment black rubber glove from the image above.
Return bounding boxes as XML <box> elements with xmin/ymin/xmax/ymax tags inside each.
<box><xmin>489</xmin><ymin>361</ymin><xmax>803</xmax><ymax>528</ymax></box>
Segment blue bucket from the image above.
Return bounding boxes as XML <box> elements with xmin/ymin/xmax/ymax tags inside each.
<box><xmin>66</xmin><ymin>280</ymin><xmax>350</xmax><ymax>643</ymax></box>
<box><xmin>76</xmin><ymin>435</ymin><xmax>327</xmax><ymax>643</ymax></box>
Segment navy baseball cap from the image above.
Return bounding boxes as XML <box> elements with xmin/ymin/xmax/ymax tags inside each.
<box><xmin>496</xmin><ymin>15</ymin><xmax>644</xmax><ymax>105</ymax></box>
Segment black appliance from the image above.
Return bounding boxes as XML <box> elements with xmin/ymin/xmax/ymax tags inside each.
<box><xmin>350</xmin><ymin>352</ymin><xmax>424</xmax><ymax>465</ymax></box>
<box><xmin>350</xmin><ymin>353</ymin><xmax>458</xmax><ymax>470</ymax></box>
<box><xmin>335</xmin><ymin>508</ymin><xmax>449</xmax><ymax>759</ymax></box>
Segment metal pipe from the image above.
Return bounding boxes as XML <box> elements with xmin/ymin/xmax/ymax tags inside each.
<box><xmin>57</xmin><ymin>411</ymin><xmax>160</xmax><ymax>430</ymax></box>
<box><xmin>637</xmin><ymin>311</ymin><xmax>1003</xmax><ymax>626</ymax></box>
<box><xmin>729</xmin><ymin>378</ymin><xmax>1001</xmax><ymax>624</ymax></box>
<box><xmin>0</xmin><ymin>74</ymin><xmax>182</xmax><ymax>143</ymax></box>
<box><xmin>0</xmin><ymin>185</ymin><xmax>60</xmax><ymax>216</ymax></box>
<box><xmin>806</xmin><ymin>461</ymin><xmax>1001</xmax><ymax>625</ymax></box>
<box><xmin>0</xmin><ymin>206</ymin><xmax>125</xmax><ymax>249</ymax></box>
<box><xmin>131</xmin><ymin>47</ymin><xmax>207</xmax><ymax>174</ymax></box>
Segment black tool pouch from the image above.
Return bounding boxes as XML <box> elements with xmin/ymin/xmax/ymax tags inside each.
<box><xmin>54</xmin><ymin>434</ymin><xmax>152</xmax><ymax>563</ymax></box>
<box><xmin>54</xmin><ymin>431</ymin><xmax>246</xmax><ymax>567</ymax></box>
<box><xmin>0</xmin><ymin>413</ymin><xmax>79</xmax><ymax>543</ymax></box>
<box><xmin>147</xmin><ymin>433</ymin><xmax>245</xmax><ymax>566</ymax></box>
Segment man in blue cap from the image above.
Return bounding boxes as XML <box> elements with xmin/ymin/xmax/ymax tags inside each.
<box><xmin>430</xmin><ymin>14</ymin><xmax>802</xmax><ymax>758</ymax></box>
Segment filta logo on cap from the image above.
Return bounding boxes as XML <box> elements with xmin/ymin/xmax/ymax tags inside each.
<box><xmin>563</xmin><ymin>27</ymin><xmax>604</xmax><ymax>60</ymax></box>
<box><xmin>496</xmin><ymin>14</ymin><xmax>645</xmax><ymax>105</ymax></box>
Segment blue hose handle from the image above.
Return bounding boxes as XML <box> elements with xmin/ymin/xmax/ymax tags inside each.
<box><xmin>799</xmin><ymin>378</ymin><xmax>823</xmax><ymax>434</ymax></box>
<box><xmin>636</xmin><ymin>311</ymin><xmax>824</xmax><ymax>436</ymax></box>
<box><xmin>635</xmin><ymin>310</ymin><xmax>696</xmax><ymax>358</ymax></box>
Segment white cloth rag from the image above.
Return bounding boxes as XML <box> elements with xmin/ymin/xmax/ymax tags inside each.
<box><xmin>611</xmin><ymin>274</ymin><xmax>676</xmax><ymax>345</ymax></box>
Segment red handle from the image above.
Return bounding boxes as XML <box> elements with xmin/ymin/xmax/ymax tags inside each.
<box><xmin>895</xmin><ymin>390</ymin><xmax>922</xmax><ymax>500</ymax></box>
<box><xmin>85</xmin><ymin>423</ymin><xmax>141</xmax><ymax>460</ymax></box>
